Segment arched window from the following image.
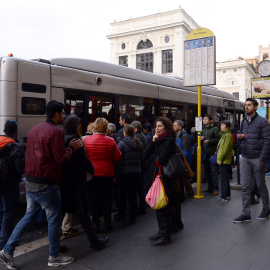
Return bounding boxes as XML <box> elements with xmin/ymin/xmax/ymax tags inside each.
<box><xmin>263</xmin><ymin>53</ymin><xmax>269</xmax><ymax>60</ymax></box>
<box><xmin>137</xmin><ymin>40</ymin><xmax>153</xmax><ymax>50</ymax></box>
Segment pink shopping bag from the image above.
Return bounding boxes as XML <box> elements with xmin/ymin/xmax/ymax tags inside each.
<box><xmin>145</xmin><ymin>159</ymin><xmax>168</xmax><ymax>210</ymax></box>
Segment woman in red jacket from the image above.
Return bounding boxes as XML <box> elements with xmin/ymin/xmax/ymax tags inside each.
<box><xmin>84</xmin><ymin>118</ymin><xmax>122</xmax><ymax>233</ymax></box>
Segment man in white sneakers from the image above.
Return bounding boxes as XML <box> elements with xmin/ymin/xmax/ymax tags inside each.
<box><xmin>0</xmin><ymin>101</ymin><xmax>83</xmax><ymax>269</ymax></box>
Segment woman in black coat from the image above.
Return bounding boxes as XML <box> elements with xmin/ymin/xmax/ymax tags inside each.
<box><xmin>115</xmin><ymin>125</ymin><xmax>143</xmax><ymax>224</ymax></box>
<box><xmin>61</xmin><ymin>115</ymin><xmax>108</xmax><ymax>250</ymax></box>
<box><xmin>143</xmin><ymin>116</ymin><xmax>176</xmax><ymax>246</ymax></box>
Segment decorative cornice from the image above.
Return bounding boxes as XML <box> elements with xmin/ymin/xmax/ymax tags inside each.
<box><xmin>110</xmin><ymin>8</ymin><xmax>199</xmax><ymax>27</ymax></box>
<box><xmin>107</xmin><ymin>21</ymin><xmax>193</xmax><ymax>39</ymax></box>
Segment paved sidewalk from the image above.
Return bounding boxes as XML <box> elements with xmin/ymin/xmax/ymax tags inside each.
<box><xmin>2</xmin><ymin>170</ymin><xmax>270</xmax><ymax>270</ymax></box>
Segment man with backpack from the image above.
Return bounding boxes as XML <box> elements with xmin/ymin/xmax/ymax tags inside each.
<box><xmin>0</xmin><ymin>120</ymin><xmax>25</xmax><ymax>251</ymax></box>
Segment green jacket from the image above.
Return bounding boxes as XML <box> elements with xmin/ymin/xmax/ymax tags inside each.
<box><xmin>201</xmin><ymin>124</ymin><xmax>221</xmax><ymax>155</ymax></box>
<box><xmin>217</xmin><ymin>129</ymin><xmax>233</xmax><ymax>164</ymax></box>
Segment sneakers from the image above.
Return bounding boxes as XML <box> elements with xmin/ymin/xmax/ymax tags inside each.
<box><xmin>227</xmin><ymin>197</ymin><xmax>231</xmax><ymax>200</ymax></box>
<box><xmin>61</xmin><ymin>228</ymin><xmax>79</xmax><ymax>239</ymax></box>
<box><xmin>48</xmin><ymin>253</ymin><xmax>74</xmax><ymax>267</ymax></box>
<box><xmin>258</xmin><ymin>209</ymin><xmax>270</xmax><ymax>220</ymax></box>
<box><xmin>216</xmin><ymin>198</ymin><xmax>228</xmax><ymax>203</ymax></box>
<box><xmin>233</xmin><ymin>214</ymin><xmax>251</xmax><ymax>223</ymax></box>
<box><xmin>0</xmin><ymin>250</ymin><xmax>18</xmax><ymax>270</ymax></box>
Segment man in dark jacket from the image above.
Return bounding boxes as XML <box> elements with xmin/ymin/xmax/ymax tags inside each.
<box><xmin>116</xmin><ymin>113</ymin><xmax>131</xmax><ymax>143</ymax></box>
<box><xmin>0</xmin><ymin>121</ymin><xmax>25</xmax><ymax>251</ymax></box>
<box><xmin>131</xmin><ymin>121</ymin><xmax>148</xmax><ymax>214</ymax></box>
<box><xmin>0</xmin><ymin>101</ymin><xmax>83</xmax><ymax>270</ymax></box>
<box><xmin>143</xmin><ymin>123</ymin><xmax>153</xmax><ymax>145</ymax></box>
<box><xmin>234</xmin><ymin>98</ymin><xmax>270</xmax><ymax>223</ymax></box>
<box><xmin>201</xmin><ymin>115</ymin><xmax>221</xmax><ymax>195</ymax></box>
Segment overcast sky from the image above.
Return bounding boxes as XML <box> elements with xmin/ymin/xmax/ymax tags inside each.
<box><xmin>0</xmin><ymin>0</ymin><xmax>269</xmax><ymax>63</ymax></box>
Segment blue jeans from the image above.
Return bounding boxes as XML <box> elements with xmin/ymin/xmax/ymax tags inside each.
<box><xmin>3</xmin><ymin>185</ymin><xmax>62</xmax><ymax>257</ymax></box>
<box><xmin>0</xmin><ymin>184</ymin><xmax>20</xmax><ymax>250</ymax></box>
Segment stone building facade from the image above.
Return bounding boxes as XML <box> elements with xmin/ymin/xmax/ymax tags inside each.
<box><xmin>107</xmin><ymin>7</ymin><xmax>199</xmax><ymax>78</ymax></box>
<box><xmin>215</xmin><ymin>60</ymin><xmax>257</xmax><ymax>103</ymax></box>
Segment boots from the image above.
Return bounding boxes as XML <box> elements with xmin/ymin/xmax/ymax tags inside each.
<box><xmin>79</xmin><ymin>214</ymin><xmax>108</xmax><ymax>251</ymax></box>
<box><xmin>91</xmin><ymin>236</ymin><xmax>109</xmax><ymax>251</ymax></box>
<box><xmin>151</xmin><ymin>214</ymin><xmax>171</xmax><ymax>246</ymax></box>
<box><xmin>148</xmin><ymin>209</ymin><xmax>163</xmax><ymax>240</ymax></box>
<box><xmin>148</xmin><ymin>231</ymin><xmax>161</xmax><ymax>240</ymax></box>
<box><xmin>151</xmin><ymin>228</ymin><xmax>171</xmax><ymax>246</ymax></box>
<box><xmin>176</xmin><ymin>205</ymin><xmax>184</xmax><ymax>230</ymax></box>
<box><xmin>171</xmin><ymin>210</ymin><xmax>179</xmax><ymax>233</ymax></box>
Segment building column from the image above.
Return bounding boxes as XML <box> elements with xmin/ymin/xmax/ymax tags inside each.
<box><xmin>155</xmin><ymin>50</ymin><xmax>162</xmax><ymax>74</ymax></box>
<box><xmin>174</xmin><ymin>27</ymin><xmax>186</xmax><ymax>78</ymax></box>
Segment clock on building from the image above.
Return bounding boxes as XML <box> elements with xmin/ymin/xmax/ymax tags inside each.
<box><xmin>257</xmin><ymin>60</ymin><xmax>270</xmax><ymax>77</ymax></box>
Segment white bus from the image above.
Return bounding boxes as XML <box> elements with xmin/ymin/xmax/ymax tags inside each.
<box><xmin>0</xmin><ymin>56</ymin><xmax>244</xmax><ymax>143</ymax></box>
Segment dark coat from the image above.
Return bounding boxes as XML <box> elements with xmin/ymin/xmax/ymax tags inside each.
<box><xmin>143</xmin><ymin>136</ymin><xmax>175</xmax><ymax>194</ymax></box>
<box><xmin>135</xmin><ymin>132</ymin><xmax>148</xmax><ymax>150</ymax></box>
<box><xmin>61</xmin><ymin>134</ymin><xmax>95</xmax><ymax>215</ymax></box>
<box><xmin>116</xmin><ymin>127</ymin><xmax>124</xmax><ymax>144</ymax></box>
<box><xmin>145</xmin><ymin>132</ymin><xmax>153</xmax><ymax>145</ymax></box>
<box><xmin>0</xmin><ymin>136</ymin><xmax>25</xmax><ymax>194</ymax></box>
<box><xmin>239</xmin><ymin>113</ymin><xmax>270</xmax><ymax>161</ymax></box>
<box><xmin>201</xmin><ymin>124</ymin><xmax>221</xmax><ymax>155</ymax></box>
<box><xmin>116</xmin><ymin>137</ymin><xmax>143</xmax><ymax>176</ymax></box>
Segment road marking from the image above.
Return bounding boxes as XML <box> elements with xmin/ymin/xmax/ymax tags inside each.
<box><xmin>14</xmin><ymin>225</ymin><xmax>83</xmax><ymax>257</ymax></box>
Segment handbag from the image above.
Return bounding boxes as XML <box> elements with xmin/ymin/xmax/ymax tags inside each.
<box><xmin>162</xmin><ymin>152</ymin><xmax>187</xmax><ymax>178</ymax></box>
<box><xmin>210</xmin><ymin>152</ymin><xmax>217</xmax><ymax>165</ymax></box>
<box><xmin>210</xmin><ymin>135</ymin><xmax>225</xmax><ymax>166</ymax></box>
<box><xmin>145</xmin><ymin>159</ymin><xmax>168</xmax><ymax>210</ymax></box>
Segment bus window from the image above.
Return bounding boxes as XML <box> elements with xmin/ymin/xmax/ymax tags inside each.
<box><xmin>159</xmin><ymin>101</ymin><xmax>187</xmax><ymax>123</ymax></box>
<box><xmin>119</xmin><ymin>95</ymin><xmax>156</xmax><ymax>124</ymax></box>
<box><xmin>65</xmin><ymin>92</ymin><xmax>114</xmax><ymax>135</ymax></box>
<box><xmin>21</xmin><ymin>97</ymin><xmax>46</xmax><ymax>115</ymax></box>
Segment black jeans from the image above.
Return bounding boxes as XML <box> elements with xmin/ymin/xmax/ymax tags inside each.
<box><xmin>118</xmin><ymin>173</ymin><xmax>139</xmax><ymax>221</ymax></box>
<box><xmin>137</xmin><ymin>172</ymin><xmax>146</xmax><ymax>210</ymax></box>
<box><xmin>219</xmin><ymin>164</ymin><xmax>231</xmax><ymax>200</ymax></box>
<box><xmin>88</xmin><ymin>177</ymin><xmax>113</xmax><ymax>229</ymax></box>
<box><xmin>78</xmin><ymin>214</ymin><xmax>98</xmax><ymax>245</ymax></box>
<box><xmin>0</xmin><ymin>184</ymin><xmax>20</xmax><ymax>250</ymax></box>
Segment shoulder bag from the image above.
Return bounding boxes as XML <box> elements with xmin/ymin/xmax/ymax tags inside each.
<box><xmin>210</xmin><ymin>135</ymin><xmax>225</xmax><ymax>166</ymax></box>
<box><xmin>162</xmin><ymin>147</ymin><xmax>187</xmax><ymax>178</ymax></box>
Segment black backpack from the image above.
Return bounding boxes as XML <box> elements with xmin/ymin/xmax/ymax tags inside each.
<box><xmin>0</xmin><ymin>143</ymin><xmax>13</xmax><ymax>194</ymax></box>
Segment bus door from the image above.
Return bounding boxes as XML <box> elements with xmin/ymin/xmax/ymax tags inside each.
<box><xmin>65</xmin><ymin>91</ymin><xmax>115</xmax><ymax>135</ymax></box>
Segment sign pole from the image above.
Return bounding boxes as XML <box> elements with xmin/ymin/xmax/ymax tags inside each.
<box><xmin>184</xmin><ymin>28</ymin><xmax>216</xmax><ymax>199</ymax></box>
<box><xmin>194</xmin><ymin>85</ymin><xmax>204</xmax><ymax>199</ymax></box>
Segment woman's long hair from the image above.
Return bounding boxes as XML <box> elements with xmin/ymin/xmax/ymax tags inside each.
<box><xmin>154</xmin><ymin>116</ymin><xmax>176</xmax><ymax>139</ymax></box>
<box><xmin>123</xmin><ymin>125</ymin><xmax>141</xmax><ymax>149</ymax></box>
<box><xmin>63</xmin><ymin>115</ymin><xmax>80</xmax><ymax>137</ymax></box>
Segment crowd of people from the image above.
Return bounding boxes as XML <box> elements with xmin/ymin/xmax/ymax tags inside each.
<box><xmin>1</xmin><ymin>97</ymin><xmax>270</xmax><ymax>269</ymax></box>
